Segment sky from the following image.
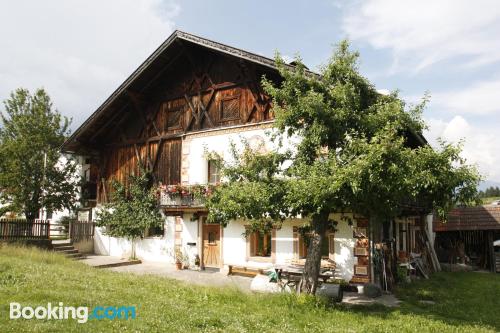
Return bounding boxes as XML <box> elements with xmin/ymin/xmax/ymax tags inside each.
<box><xmin>1</xmin><ymin>0</ymin><xmax>499</xmax><ymax>185</ymax></box>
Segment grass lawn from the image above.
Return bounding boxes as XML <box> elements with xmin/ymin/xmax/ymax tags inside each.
<box><xmin>0</xmin><ymin>245</ymin><xmax>499</xmax><ymax>332</ymax></box>
<box><xmin>481</xmin><ymin>196</ymin><xmax>500</xmax><ymax>205</ymax></box>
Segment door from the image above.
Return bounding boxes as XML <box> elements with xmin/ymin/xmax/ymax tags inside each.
<box><xmin>203</xmin><ymin>224</ymin><xmax>220</xmax><ymax>268</ymax></box>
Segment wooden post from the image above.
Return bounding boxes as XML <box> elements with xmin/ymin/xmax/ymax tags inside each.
<box><xmin>198</xmin><ymin>215</ymin><xmax>204</xmax><ymax>270</ymax></box>
<box><xmin>220</xmin><ymin>223</ymin><xmax>224</xmax><ymax>269</ymax></box>
<box><xmin>369</xmin><ymin>218</ymin><xmax>374</xmax><ymax>283</ymax></box>
<box><xmin>488</xmin><ymin>231</ymin><xmax>495</xmax><ymax>273</ymax></box>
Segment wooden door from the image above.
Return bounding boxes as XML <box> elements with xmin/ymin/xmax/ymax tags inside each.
<box><xmin>203</xmin><ymin>224</ymin><xmax>220</xmax><ymax>268</ymax></box>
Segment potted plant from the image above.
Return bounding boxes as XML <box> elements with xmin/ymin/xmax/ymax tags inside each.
<box><xmin>182</xmin><ymin>253</ymin><xmax>190</xmax><ymax>269</ymax></box>
<box><xmin>174</xmin><ymin>247</ymin><xmax>183</xmax><ymax>270</ymax></box>
<box><xmin>194</xmin><ymin>254</ymin><xmax>201</xmax><ymax>267</ymax></box>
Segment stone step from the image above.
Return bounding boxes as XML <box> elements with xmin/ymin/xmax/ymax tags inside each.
<box><xmin>51</xmin><ymin>239</ymin><xmax>72</xmax><ymax>245</ymax></box>
<box><xmin>65</xmin><ymin>253</ymin><xmax>83</xmax><ymax>259</ymax></box>
<box><xmin>52</xmin><ymin>241</ymin><xmax>73</xmax><ymax>246</ymax></box>
<box><xmin>55</xmin><ymin>249</ymin><xmax>79</xmax><ymax>254</ymax></box>
<box><xmin>51</xmin><ymin>240</ymin><xmax>86</xmax><ymax>261</ymax></box>
<box><xmin>53</xmin><ymin>245</ymin><xmax>75</xmax><ymax>251</ymax></box>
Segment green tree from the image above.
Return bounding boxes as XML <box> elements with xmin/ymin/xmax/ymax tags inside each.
<box><xmin>207</xmin><ymin>41</ymin><xmax>480</xmax><ymax>294</ymax></box>
<box><xmin>95</xmin><ymin>171</ymin><xmax>163</xmax><ymax>259</ymax></box>
<box><xmin>0</xmin><ymin>88</ymin><xmax>79</xmax><ymax>220</ymax></box>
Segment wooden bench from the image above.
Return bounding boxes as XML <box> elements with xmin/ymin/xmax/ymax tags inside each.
<box><xmin>227</xmin><ymin>263</ymin><xmax>272</xmax><ymax>277</ymax></box>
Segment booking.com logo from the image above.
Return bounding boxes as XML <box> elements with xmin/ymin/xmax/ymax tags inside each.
<box><xmin>9</xmin><ymin>302</ymin><xmax>136</xmax><ymax>324</ymax></box>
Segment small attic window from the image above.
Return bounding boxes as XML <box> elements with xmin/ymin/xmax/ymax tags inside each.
<box><xmin>220</xmin><ymin>95</ymin><xmax>240</xmax><ymax>121</ymax></box>
<box><xmin>167</xmin><ymin>106</ymin><xmax>182</xmax><ymax>128</ymax></box>
<box><xmin>163</xmin><ymin>100</ymin><xmax>184</xmax><ymax>129</ymax></box>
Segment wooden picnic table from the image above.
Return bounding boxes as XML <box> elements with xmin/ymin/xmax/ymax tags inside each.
<box><xmin>274</xmin><ymin>263</ymin><xmax>335</xmax><ymax>283</ymax></box>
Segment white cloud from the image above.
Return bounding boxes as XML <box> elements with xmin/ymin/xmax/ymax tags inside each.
<box><xmin>433</xmin><ymin>79</ymin><xmax>500</xmax><ymax>115</ymax></box>
<box><xmin>0</xmin><ymin>0</ymin><xmax>179</xmax><ymax>128</ymax></box>
<box><xmin>342</xmin><ymin>0</ymin><xmax>500</xmax><ymax>72</ymax></box>
<box><xmin>376</xmin><ymin>89</ymin><xmax>390</xmax><ymax>96</ymax></box>
<box><xmin>425</xmin><ymin>115</ymin><xmax>500</xmax><ymax>182</ymax></box>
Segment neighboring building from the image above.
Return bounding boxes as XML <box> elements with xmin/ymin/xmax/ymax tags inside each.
<box><xmin>433</xmin><ymin>206</ymin><xmax>500</xmax><ymax>273</ymax></box>
<box><xmin>62</xmin><ymin>31</ymin><xmax>430</xmax><ymax>284</ymax></box>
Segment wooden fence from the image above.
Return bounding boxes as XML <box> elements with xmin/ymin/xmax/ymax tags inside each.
<box><xmin>0</xmin><ymin>219</ymin><xmax>50</xmax><ymax>240</ymax></box>
<box><xmin>69</xmin><ymin>220</ymin><xmax>95</xmax><ymax>242</ymax></box>
<box><xmin>0</xmin><ymin>219</ymin><xmax>95</xmax><ymax>242</ymax></box>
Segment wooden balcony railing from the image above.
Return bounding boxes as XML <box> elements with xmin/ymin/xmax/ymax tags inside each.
<box><xmin>158</xmin><ymin>184</ymin><xmax>215</xmax><ymax>207</ymax></box>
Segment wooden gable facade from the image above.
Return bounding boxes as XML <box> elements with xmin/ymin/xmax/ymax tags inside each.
<box><xmin>62</xmin><ymin>31</ymin><xmax>281</xmax><ymax>204</ymax></box>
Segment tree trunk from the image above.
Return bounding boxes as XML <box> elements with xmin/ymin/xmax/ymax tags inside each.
<box><xmin>130</xmin><ymin>238</ymin><xmax>137</xmax><ymax>260</ymax></box>
<box><xmin>299</xmin><ymin>211</ymin><xmax>329</xmax><ymax>294</ymax></box>
<box><xmin>25</xmin><ymin>210</ymin><xmax>38</xmax><ymax>220</ymax></box>
<box><xmin>24</xmin><ymin>210</ymin><xmax>38</xmax><ymax>236</ymax></box>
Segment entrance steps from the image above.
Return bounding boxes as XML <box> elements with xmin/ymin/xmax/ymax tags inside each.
<box><xmin>51</xmin><ymin>240</ymin><xmax>85</xmax><ymax>260</ymax></box>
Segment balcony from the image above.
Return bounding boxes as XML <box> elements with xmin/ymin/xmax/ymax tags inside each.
<box><xmin>158</xmin><ymin>184</ymin><xmax>215</xmax><ymax>208</ymax></box>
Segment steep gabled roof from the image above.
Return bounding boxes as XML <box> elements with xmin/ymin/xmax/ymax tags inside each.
<box><xmin>62</xmin><ymin>30</ymin><xmax>290</xmax><ymax>153</ymax></box>
<box><xmin>62</xmin><ymin>30</ymin><xmax>427</xmax><ymax>153</ymax></box>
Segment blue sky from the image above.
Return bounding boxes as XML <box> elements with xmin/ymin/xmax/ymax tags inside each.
<box><xmin>1</xmin><ymin>0</ymin><xmax>499</xmax><ymax>184</ymax></box>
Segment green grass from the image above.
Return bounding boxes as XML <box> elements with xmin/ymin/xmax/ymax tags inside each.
<box><xmin>481</xmin><ymin>196</ymin><xmax>500</xmax><ymax>205</ymax></box>
<box><xmin>1</xmin><ymin>244</ymin><xmax>499</xmax><ymax>332</ymax></box>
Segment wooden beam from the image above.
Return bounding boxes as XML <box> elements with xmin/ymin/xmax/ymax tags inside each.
<box><xmin>127</xmin><ymin>90</ymin><xmax>152</xmax><ymax>139</ymax></box>
<box><xmin>176</xmin><ymin>40</ymin><xmax>202</xmax><ymax>90</ymax></box>
<box><xmin>106</xmin><ymin>132</ymin><xmax>183</xmax><ymax>147</ymax></box>
<box><xmin>91</xmin><ymin>48</ymin><xmax>184</xmax><ymax>144</ymax></box>
<box><xmin>237</xmin><ymin>61</ymin><xmax>268</xmax><ymax>122</ymax></box>
<box><xmin>184</xmin><ymin>94</ymin><xmax>199</xmax><ymax>132</ymax></box>
<box><xmin>89</xmin><ymin>109</ymin><xmax>129</xmax><ymax>142</ymax></box>
<box><xmin>246</xmin><ymin>105</ymin><xmax>257</xmax><ymax>123</ymax></box>
<box><xmin>133</xmin><ymin>143</ymin><xmax>145</xmax><ymax>171</ymax></box>
<box><xmin>151</xmin><ymin>138</ymin><xmax>164</xmax><ymax>171</ymax></box>
<box><xmin>197</xmin><ymin>90</ymin><xmax>215</xmax><ymax>128</ymax></box>
<box><xmin>101</xmin><ymin>178</ymin><xmax>108</xmax><ymax>203</ymax></box>
<box><xmin>488</xmin><ymin>231</ymin><xmax>495</xmax><ymax>273</ymax></box>
<box><xmin>149</xmin><ymin>101</ymin><xmax>163</xmax><ymax>135</ymax></box>
<box><xmin>139</xmin><ymin>48</ymin><xmax>185</xmax><ymax>92</ymax></box>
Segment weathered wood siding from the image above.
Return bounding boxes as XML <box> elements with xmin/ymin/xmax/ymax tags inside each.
<box><xmin>93</xmin><ymin>44</ymin><xmax>275</xmax><ymax>203</ymax></box>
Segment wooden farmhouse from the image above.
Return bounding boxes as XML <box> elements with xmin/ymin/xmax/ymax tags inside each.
<box><xmin>62</xmin><ymin>30</ymin><xmax>435</xmax><ymax>286</ymax></box>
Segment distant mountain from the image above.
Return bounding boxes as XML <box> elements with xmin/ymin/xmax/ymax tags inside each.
<box><xmin>478</xmin><ymin>180</ymin><xmax>500</xmax><ymax>191</ymax></box>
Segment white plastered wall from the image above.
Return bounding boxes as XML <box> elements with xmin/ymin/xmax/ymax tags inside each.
<box><xmin>220</xmin><ymin>217</ymin><xmax>357</xmax><ymax>281</ymax></box>
<box><xmin>93</xmin><ymin>213</ymin><xmax>200</xmax><ymax>264</ymax></box>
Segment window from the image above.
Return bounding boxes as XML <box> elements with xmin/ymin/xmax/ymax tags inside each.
<box><xmin>208</xmin><ymin>231</ymin><xmax>217</xmax><ymax>245</ymax></box>
<box><xmin>167</xmin><ymin>106</ymin><xmax>182</xmax><ymax>128</ymax></box>
<box><xmin>249</xmin><ymin>231</ymin><xmax>272</xmax><ymax>257</ymax></box>
<box><xmin>294</xmin><ymin>227</ymin><xmax>334</xmax><ymax>259</ymax></box>
<box><xmin>145</xmin><ymin>224</ymin><xmax>164</xmax><ymax>237</ymax></box>
<box><xmin>163</xmin><ymin>99</ymin><xmax>184</xmax><ymax>129</ymax></box>
<box><xmin>46</xmin><ymin>210</ymin><xmax>53</xmax><ymax>220</ymax></box>
<box><xmin>208</xmin><ymin>160</ymin><xmax>221</xmax><ymax>184</ymax></box>
<box><xmin>220</xmin><ymin>95</ymin><xmax>240</xmax><ymax>121</ymax></box>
